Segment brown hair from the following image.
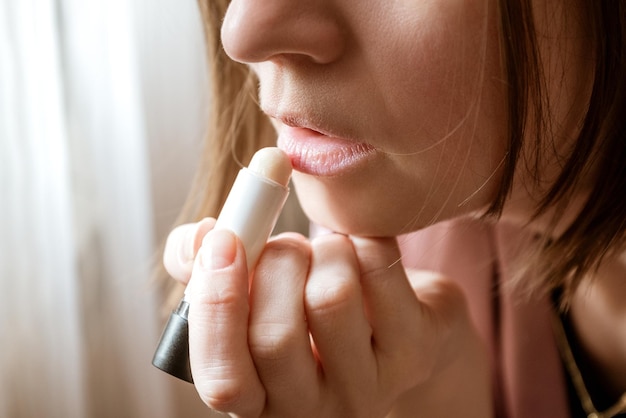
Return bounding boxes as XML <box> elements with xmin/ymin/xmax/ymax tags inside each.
<box><xmin>492</xmin><ymin>0</ymin><xmax>626</xmax><ymax>302</ymax></box>
<box><xmin>162</xmin><ymin>0</ymin><xmax>626</xmax><ymax>305</ymax></box>
<box><xmin>160</xmin><ymin>0</ymin><xmax>277</xmax><ymax>306</ymax></box>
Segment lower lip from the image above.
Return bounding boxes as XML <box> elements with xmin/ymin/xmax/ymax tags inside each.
<box><xmin>277</xmin><ymin>126</ymin><xmax>376</xmax><ymax>177</ymax></box>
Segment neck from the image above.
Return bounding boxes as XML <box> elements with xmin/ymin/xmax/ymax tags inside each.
<box><xmin>569</xmin><ymin>252</ymin><xmax>626</xmax><ymax>401</ymax></box>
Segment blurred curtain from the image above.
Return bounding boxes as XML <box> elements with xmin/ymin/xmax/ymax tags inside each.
<box><xmin>0</xmin><ymin>0</ymin><xmax>211</xmax><ymax>416</ymax></box>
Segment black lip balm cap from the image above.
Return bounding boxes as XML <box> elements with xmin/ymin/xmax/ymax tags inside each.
<box><xmin>152</xmin><ymin>299</ymin><xmax>193</xmax><ymax>383</ymax></box>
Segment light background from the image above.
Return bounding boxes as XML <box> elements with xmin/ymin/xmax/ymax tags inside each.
<box><xmin>0</xmin><ymin>0</ymin><xmax>222</xmax><ymax>416</ymax></box>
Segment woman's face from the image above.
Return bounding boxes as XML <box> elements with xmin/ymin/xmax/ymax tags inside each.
<box><xmin>221</xmin><ymin>0</ymin><xmax>508</xmax><ymax>236</ymax></box>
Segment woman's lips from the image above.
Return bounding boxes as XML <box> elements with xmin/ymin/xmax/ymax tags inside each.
<box><xmin>277</xmin><ymin>125</ymin><xmax>376</xmax><ymax>177</ymax></box>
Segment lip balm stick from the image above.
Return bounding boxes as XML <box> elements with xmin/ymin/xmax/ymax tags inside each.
<box><xmin>152</xmin><ymin>147</ymin><xmax>292</xmax><ymax>382</ymax></box>
<box><xmin>214</xmin><ymin>147</ymin><xmax>292</xmax><ymax>272</ymax></box>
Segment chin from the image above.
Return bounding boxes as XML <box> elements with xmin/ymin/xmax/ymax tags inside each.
<box><xmin>295</xmin><ymin>187</ymin><xmax>420</xmax><ymax>238</ymax></box>
<box><xmin>304</xmin><ymin>208</ymin><xmax>387</xmax><ymax>237</ymax></box>
<box><xmin>293</xmin><ymin>175</ymin><xmax>490</xmax><ymax>238</ymax></box>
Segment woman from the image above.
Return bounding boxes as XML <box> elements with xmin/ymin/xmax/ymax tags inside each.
<box><xmin>161</xmin><ymin>0</ymin><xmax>626</xmax><ymax>416</ymax></box>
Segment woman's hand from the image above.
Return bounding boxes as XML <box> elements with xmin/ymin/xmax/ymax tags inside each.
<box><xmin>163</xmin><ymin>220</ymin><xmax>492</xmax><ymax>418</ymax></box>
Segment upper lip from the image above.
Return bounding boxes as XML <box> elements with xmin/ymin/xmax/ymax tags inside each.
<box><xmin>266</xmin><ymin>111</ymin><xmax>360</xmax><ymax>142</ymax></box>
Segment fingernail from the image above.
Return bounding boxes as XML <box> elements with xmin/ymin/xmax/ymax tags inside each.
<box><xmin>199</xmin><ymin>229</ymin><xmax>237</xmax><ymax>270</ymax></box>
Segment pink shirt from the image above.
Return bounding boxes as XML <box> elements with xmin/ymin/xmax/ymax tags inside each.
<box><xmin>398</xmin><ymin>217</ymin><xmax>569</xmax><ymax>417</ymax></box>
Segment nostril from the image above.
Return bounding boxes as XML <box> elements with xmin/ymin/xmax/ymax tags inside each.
<box><xmin>221</xmin><ymin>1</ymin><xmax>346</xmax><ymax>65</ymax></box>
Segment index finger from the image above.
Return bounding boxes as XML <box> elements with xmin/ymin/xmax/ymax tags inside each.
<box><xmin>187</xmin><ymin>228</ymin><xmax>265</xmax><ymax>416</ymax></box>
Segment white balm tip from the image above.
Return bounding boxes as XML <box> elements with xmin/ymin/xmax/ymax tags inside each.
<box><xmin>247</xmin><ymin>147</ymin><xmax>292</xmax><ymax>187</ymax></box>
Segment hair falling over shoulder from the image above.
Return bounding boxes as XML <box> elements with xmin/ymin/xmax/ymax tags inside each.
<box><xmin>493</xmin><ymin>0</ymin><xmax>626</xmax><ymax>304</ymax></box>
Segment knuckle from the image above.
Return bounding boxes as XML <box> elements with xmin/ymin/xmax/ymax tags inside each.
<box><xmin>305</xmin><ymin>233</ymin><xmax>360</xmax><ymax>317</ymax></box>
<box><xmin>193</xmin><ymin>285</ymin><xmax>245</xmax><ymax>314</ymax></box>
<box><xmin>260</xmin><ymin>236</ymin><xmax>311</xmax><ymax>265</ymax></box>
<box><xmin>408</xmin><ymin>272</ymin><xmax>468</xmax><ymax>326</ymax></box>
<box><xmin>305</xmin><ymin>278</ymin><xmax>357</xmax><ymax>316</ymax></box>
<box><xmin>436</xmin><ymin>279</ymin><xmax>469</xmax><ymax>315</ymax></box>
<box><xmin>248</xmin><ymin>323</ymin><xmax>298</xmax><ymax>361</ymax></box>
<box><xmin>196</xmin><ymin>378</ymin><xmax>244</xmax><ymax>412</ymax></box>
<box><xmin>424</xmin><ymin>279</ymin><xmax>468</xmax><ymax>328</ymax></box>
<box><xmin>192</xmin><ymin>361</ymin><xmax>263</xmax><ymax>415</ymax></box>
<box><xmin>313</xmin><ymin>233</ymin><xmax>354</xmax><ymax>256</ymax></box>
<box><xmin>255</xmin><ymin>236</ymin><xmax>311</xmax><ymax>281</ymax></box>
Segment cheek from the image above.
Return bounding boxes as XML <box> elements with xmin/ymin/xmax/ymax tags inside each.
<box><xmin>368</xmin><ymin>2</ymin><xmax>504</xmax><ymax>153</ymax></box>
<box><xmin>289</xmin><ymin>1</ymin><xmax>509</xmax><ymax>236</ymax></box>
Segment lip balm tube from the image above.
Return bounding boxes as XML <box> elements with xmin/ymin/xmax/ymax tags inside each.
<box><xmin>152</xmin><ymin>147</ymin><xmax>292</xmax><ymax>382</ymax></box>
<box><xmin>214</xmin><ymin>148</ymin><xmax>292</xmax><ymax>273</ymax></box>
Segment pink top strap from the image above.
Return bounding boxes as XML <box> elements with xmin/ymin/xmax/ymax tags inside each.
<box><xmin>398</xmin><ymin>218</ymin><xmax>569</xmax><ymax>417</ymax></box>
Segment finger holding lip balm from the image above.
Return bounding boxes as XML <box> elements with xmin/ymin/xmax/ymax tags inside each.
<box><xmin>152</xmin><ymin>147</ymin><xmax>292</xmax><ymax>383</ymax></box>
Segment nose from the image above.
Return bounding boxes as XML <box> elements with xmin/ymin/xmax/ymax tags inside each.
<box><xmin>221</xmin><ymin>0</ymin><xmax>346</xmax><ymax>65</ymax></box>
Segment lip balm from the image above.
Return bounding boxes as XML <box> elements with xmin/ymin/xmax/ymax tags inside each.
<box><xmin>152</xmin><ymin>147</ymin><xmax>292</xmax><ymax>382</ymax></box>
<box><xmin>214</xmin><ymin>147</ymin><xmax>292</xmax><ymax>272</ymax></box>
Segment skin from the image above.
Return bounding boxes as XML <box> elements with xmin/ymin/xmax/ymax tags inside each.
<box><xmin>221</xmin><ymin>0</ymin><xmax>508</xmax><ymax>236</ymax></box>
<box><xmin>163</xmin><ymin>0</ymin><xmax>626</xmax><ymax>416</ymax></box>
<box><xmin>171</xmin><ymin>225</ymin><xmax>491</xmax><ymax>417</ymax></box>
